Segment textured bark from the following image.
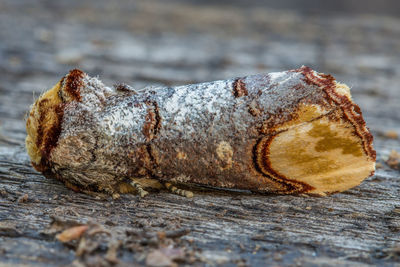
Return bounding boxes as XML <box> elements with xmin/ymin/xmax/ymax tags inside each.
<box><xmin>26</xmin><ymin>67</ymin><xmax>375</xmax><ymax>196</ymax></box>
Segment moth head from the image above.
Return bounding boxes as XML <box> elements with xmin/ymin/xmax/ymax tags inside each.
<box><xmin>25</xmin><ymin>69</ymin><xmax>86</xmax><ymax>171</ymax></box>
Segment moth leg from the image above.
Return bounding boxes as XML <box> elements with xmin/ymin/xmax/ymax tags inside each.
<box><xmin>104</xmin><ymin>188</ymin><xmax>121</xmax><ymax>199</ymax></box>
<box><xmin>64</xmin><ymin>181</ymin><xmax>114</xmax><ymax>199</ymax></box>
<box><xmin>80</xmin><ymin>189</ymin><xmax>110</xmax><ymax>200</ymax></box>
<box><xmin>164</xmin><ymin>182</ymin><xmax>194</xmax><ymax>198</ymax></box>
<box><xmin>129</xmin><ymin>180</ymin><xmax>149</xmax><ymax>197</ymax></box>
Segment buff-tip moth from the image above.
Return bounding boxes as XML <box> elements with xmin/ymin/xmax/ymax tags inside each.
<box><xmin>26</xmin><ymin>66</ymin><xmax>376</xmax><ymax>198</ymax></box>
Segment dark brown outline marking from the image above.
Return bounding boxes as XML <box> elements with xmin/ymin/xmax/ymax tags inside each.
<box><xmin>33</xmin><ymin>100</ymin><xmax>66</xmax><ymax>172</ymax></box>
<box><xmin>233</xmin><ymin>78</ymin><xmax>248</xmax><ymax>98</ymax></box>
<box><xmin>41</xmin><ymin>103</ymin><xmax>65</xmax><ymax>159</ymax></box>
<box><xmin>141</xmin><ymin>100</ymin><xmax>162</xmax><ymax>177</ymax></box>
<box><xmin>63</xmin><ymin>69</ymin><xmax>84</xmax><ymax>101</ymax></box>
<box><xmin>114</xmin><ymin>83</ymin><xmax>136</xmax><ymax>93</ymax></box>
<box><xmin>254</xmin><ymin>135</ymin><xmax>315</xmax><ymax>194</ymax></box>
<box><xmin>142</xmin><ymin>101</ymin><xmax>162</xmax><ymax>141</ymax></box>
<box><xmin>297</xmin><ymin>66</ymin><xmax>376</xmax><ymax>162</ymax></box>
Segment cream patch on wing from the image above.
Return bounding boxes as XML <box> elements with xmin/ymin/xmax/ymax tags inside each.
<box><xmin>267</xmin><ymin>115</ymin><xmax>374</xmax><ymax>195</ymax></box>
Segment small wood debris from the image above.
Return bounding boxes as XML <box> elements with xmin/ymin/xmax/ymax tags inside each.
<box><xmin>383</xmin><ymin>130</ymin><xmax>398</xmax><ymax>140</ymax></box>
<box><xmin>56</xmin><ymin>225</ymin><xmax>89</xmax><ymax>242</ymax></box>
<box><xmin>146</xmin><ymin>247</ymin><xmax>185</xmax><ymax>267</ymax></box>
<box><xmin>105</xmin><ymin>239</ymin><xmax>122</xmax><ymax>264</ymax></box>
<box><xmin>0</xmin><ymin>221</ymin><xmax>22</xmax><ymax>237</ymax></box>
<box><xmin>385</xmin><ymin>150</ymin><xmax>400</xmax><ymax>170</ymax></box>
<box><xmin>376</xmin><ymin>162</ymin><xmax>383</xmax><ymax>169</ymax></box>
<box><xmin>0</xmin><ymin>189</ymin><xmax>8</xmax><ymax>197</ymax></box>
<box><xmin>17</xmin><ymin>193</ymin><xmax>29</xmax><ymax>203</ymax></box>
<box><xmin>43</xmin><ymin>216</ymin><xmax>195</xmax><ymax>266</ymax></box>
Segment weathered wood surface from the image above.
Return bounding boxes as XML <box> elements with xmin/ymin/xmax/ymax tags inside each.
<box><xmin>0</xmin><ymin>0</ymin><xmax>400</xmax><ymax>266</ymax></box>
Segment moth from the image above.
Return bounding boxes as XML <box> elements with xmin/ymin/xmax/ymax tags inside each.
<box><xmin>25</xmin><ymin>66</ymin><xmax>376</xmax><ymax>198</ymax></box>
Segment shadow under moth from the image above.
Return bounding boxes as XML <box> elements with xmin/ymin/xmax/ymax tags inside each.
<box><xmin>25</xmin><ymin>66</ymin><xmax>376</xmax><ymax>198</ymax></box>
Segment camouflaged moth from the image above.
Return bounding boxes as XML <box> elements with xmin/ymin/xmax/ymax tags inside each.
<box><xmin>26</xmin><ymin>67</ymin><xmax>376</xmax><ymax>198</ymax></box>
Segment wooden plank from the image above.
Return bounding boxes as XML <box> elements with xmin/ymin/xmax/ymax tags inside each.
<box><xmin>0</xmin><ymin>0</ymin><xmax>399</xmax><ymax>266</ymax></box>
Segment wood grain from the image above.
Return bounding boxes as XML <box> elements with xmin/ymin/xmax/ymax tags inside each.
<box><xmin>0</xmin><ymin>0</ymin><xmax>399</xmax><ymax>266</ymax></box>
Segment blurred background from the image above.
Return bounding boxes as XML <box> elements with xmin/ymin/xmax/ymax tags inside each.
<box><xmin>0</xmin><ymin>0</ymin><xmax>399</xmax><ymax>144</ymax></box>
